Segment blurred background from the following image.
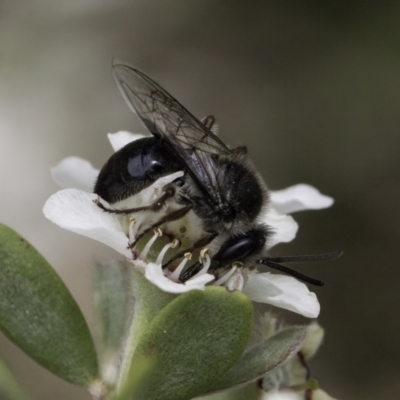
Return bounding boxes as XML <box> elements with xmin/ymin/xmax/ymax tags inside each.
<box><xmin>0</xmin><ymin>1</ymin><xmax>399</xmax><ymax>399</ymax></box>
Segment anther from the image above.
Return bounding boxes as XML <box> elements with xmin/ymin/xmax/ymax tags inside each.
<box><xmin>140</xmin><ymin>231</ymin><xmax>160</xmax><ymax>260</ymax></box>
<box><xmin>213</xmin><ymin>265</ymin><xmax>238</xmax><ymax>286</ymax></box>
<box><xmin>171</xmin><ymin>238</ymin><xmax>180</xmax><ymax>249</ymax></box>
<box><xmin>129</xmin><ymin>217</ymin><xmax>136</xmax><ymax>223</ymax></box>
<box><xmin>232</xmin><ymin>261</ymin><xmax>243</xmax><ymax>268</ymax></box>
<box><xmin>199</xmin><ymin>248</ymin><xmax>209</xmax><ymax>263</ymax></box>
<box><xmin>169</xmin><ymin>253</ymin><xmax>192</xmax><ymax>282</ymax></box>
<box><xmin>154</xmin><ymin>227</ymin><xmax>163</xmax><ymax>237</ymax></box>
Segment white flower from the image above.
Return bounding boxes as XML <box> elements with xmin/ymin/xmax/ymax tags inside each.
<box><xmin>242</xmin><ymin>272</ymin><xmax>319</xmax><ymax>318</ymax></box>
<box><xmin>44</xmin><ymin>131</ymin><xmax>333</xmax><ymax>317</ymax></box>
<box><xmin>261</xmin><ymin>391</ymin><xmax>302</xmax><ymax>400</ymax></box>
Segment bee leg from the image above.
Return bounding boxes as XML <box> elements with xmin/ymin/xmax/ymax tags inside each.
<box><xmin>181</xmin><ymin>226</ymin><xmax>266</xmax><ymax>283</ymax></box>
<box><xmin>128</xmin><ymin>203</ymin><xmax>193</xmax><ymax>249</ymax></box>
<box><xmin>162</xmin><ymin>231</ymin><xmax>218</xmax><ymax>272</ymax></box>
<box><xmin>178</xmin><ymin>261</ymin><xmax>203</xmax><ymax>282</ymax></box>
<box><xmin>265</xmin><ymin>250</ymin><xmax>343</xmax><ymax>263</ymax></box>
<box><xmin>94</xmin><ymin>184</ymin><xmax>176</xmax><ymax>214</ymax></box>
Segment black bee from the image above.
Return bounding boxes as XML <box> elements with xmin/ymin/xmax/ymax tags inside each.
<box><xmin>94</xmin><ymin>61</ymin><xmax>340</xmax><ymax>285</ymax></box>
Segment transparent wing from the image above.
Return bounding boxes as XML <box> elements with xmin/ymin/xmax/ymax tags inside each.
<box><xmin>112</xmin><ymin>60</ymin><xmax>232</xmax><ymax>206</ymax></box>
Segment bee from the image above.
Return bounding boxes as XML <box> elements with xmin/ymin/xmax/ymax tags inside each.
<box><xmin>94</xmin><ymin>61</ymin><xmax>340</xmax><ymax>285</ymax></box>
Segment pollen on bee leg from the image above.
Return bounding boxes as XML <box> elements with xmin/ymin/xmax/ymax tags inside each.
<box><xmin>140</xmin><ymin>228</ymin><xmax>163</xmax><ymax>260</ymax></box>
<box><xmin>168</xmin><ymin>252</ymin><xmax>192</xmax><ymax>282</ymax></box>
<box><xmin>155</xmin><ymin>238</ymin><xmax>180</xmax><ymax>265</ymax></box>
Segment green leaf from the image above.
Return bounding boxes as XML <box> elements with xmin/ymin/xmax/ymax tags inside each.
<box><xmin>116</xmin><ymin>265</ymin><xmax>177</xmax><ymax>389</ymax></box>
<box><xmin>94</xmin><ymin>260</ymin><xmax>129</xmax><ymax>355</ymax></box>
<box><xmin>112</xmin><ymin>356</ymin><xmax>154</xmax><ymax>400</ymax></box>
<box><xmin>126</xmin><ymin>286</ymin><xmax>253</xmax><ymax>400</ymax></box>
<box><xmin>0</xmin><ymin>356</ymin><xmax>29</xmax><ymax>400</ymax></box>
<box><xmin>0</xmin><ymin>223</ymin><xmax>98</xmax><ymax>386</ymax></box>
<box><xmin>209</xmin><ymin>326</ymin><xmax>307</xmax><ymax>392</ymax></box>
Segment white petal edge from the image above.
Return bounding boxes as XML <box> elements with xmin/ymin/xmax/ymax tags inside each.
<box><xmin>51</xmin><ymin>156</ymin><xmax>99</xmax><ymax>191</ymax></box>
<box><xmin>145</xmin><ymin>263</ymin><xmax>215</xmax><ymax>293</ymax></box>
<box><xmin>260</xmin><ymin>391</ymin><xmax>302</xmax><ymax>400</ymax></box>
<box><xmin>107</xmin><ymin>131</ymin><xmax>149</xmax><ymax>152</ymax></box>
<box><xmin>263</xmin><ymin>208</ymin><xmax>299</xmax><ymax>248</ymax></box>
<box><xmin>242</xmin><ymin>272</ymin><xmax>320</xmax><ymax>318</ymax></box>
<box><xmin>43</xmin><ymin>188</ymin><xmax>131</xmax><ymax>258</ymax></box>
<box><xmin>270</xmin><ymin>184</ymin><xmax>334</xmax><ymax>215</ymax></box>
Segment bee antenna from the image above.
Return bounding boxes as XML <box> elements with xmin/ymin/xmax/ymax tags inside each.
<box><xmin>256</xmin><ymin>258</ymin><xmax>325</xmax><ymax>286</ymax></box>
<box><xmin>266</xmin><ymin>250</ymin><xmax>343</xmax><ymax>264</ymax></box>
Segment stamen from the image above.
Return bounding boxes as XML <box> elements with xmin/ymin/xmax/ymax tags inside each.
<box><xmin>171</xmin><ymin>238</ymin><xmax>181</xmax><ymax>249</ymax></box>
<box><xmin>156</xmin><ymin>243</ymin><xmax>172</xmax><ymax>265</ymax></box>
<box><xmin>155</xmin><ymin>238</ymin><xmax>181</xmax><ymax>265</ymax></box>
<box><xmin>191</xmin><ymin>254</ymin><xmax>211</xmax><ymax>278</ymax></box>
<box><xmin>169</xmin><ymin>252</ymin><xmax>192</xmax><ymax>282</ymax></box>
<box><xmin>128</xmin><ymin>218</ymin><xmax>139</xmax><ymax>246</ymax></box>
<box><xmin>199</xmin><ymin>248</ymin><xmax>209</xmax><ymax>264</ymax></box>
<box><xmin>141</xmin><ymin>228</ymin><xmax>162</xmax><ymax>260</ymax></box>
<box><xmin>213</xmin><ymin>265</ymin><xmax>238</xmax><ymax>286</ymax></box>
<box><xmin>232</xmin><ymin>261</ymin><xmax>243</xmax><ymax>268</ymax></box>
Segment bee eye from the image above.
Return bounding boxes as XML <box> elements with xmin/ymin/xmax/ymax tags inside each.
<box><xmin>127</xmin><ymin>156</ymin><xmax>146</xmax><ymax>178</ymax></box>
<box><xmin>148</xmin><ymin>160</ymin><xmax>164</xmax><ymax>176</ymax></box>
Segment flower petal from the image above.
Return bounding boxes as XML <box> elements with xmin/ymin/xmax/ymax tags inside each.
<box><xmin>301</xmin><ymin>323</ymin><xmax>324</xmax><ymax>360</ymax></box>
<box><xmin>242</xmin><ymin>272</ymin><xmax>320</xmax><ymax>318</ymax></box>
<box><xmin>261</xmin><ymin>391</ymin><xmax>303</xmax><ymax>400</ymax></box>
<box><xmin>263</xmin><ymin>209</ymin><xmax>299</xmax><ymax>248</ymax></box>
<box><xmin>43</xmin><ymin>189</ymin><xmax>131</xmax><ymax>258</ymax></box>
<box><xmin>270</xmin><ymin>184</ymin><xmax>334</xmax><ymax>215</ymax></box>
<box><xmin>107</xmin><ymin>131</ymin><xmax>148</xmax><ymax>152</ymax></box>
<box><xmin>51</xmin><ymin>157</ymin><xmax>99</xmax><ymax>191</ymax></box>
<box><xmin>145</xmin><ymin>263</ymin><xmax>214</xmax><ymax>293</ymax></box>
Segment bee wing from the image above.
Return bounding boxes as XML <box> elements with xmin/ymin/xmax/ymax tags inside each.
<box><xmin>112</xmin><ymin>60</ymin><xmax>232</xmax><ymax>206</ymax></box>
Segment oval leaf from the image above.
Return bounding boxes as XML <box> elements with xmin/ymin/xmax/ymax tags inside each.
<box><xmin>0</xmin><ymin>356</ymin><xmax>29</xmax><ymax>400</ymax></box>
<box><xmin>94</xmin><ymin>260</ymin><xmax>129</xmax><ymax>355</ymax></box>
<box><xmin>209</xmin><ymin>326</ymin><xmax>307</xmax><ymax>392</ymax></box>
<box><xmin>126</xmin><ymin>286</ymin><xmax>253</xmax><ymax>400</ymax></box>
<box><xmin>0</xmin><ymin>223</ymin><xmax>98</xmax><ymax>386</ymax></box>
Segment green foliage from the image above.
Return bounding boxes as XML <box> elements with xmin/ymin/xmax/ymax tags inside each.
<box><xmin>112</xmin><ymin>357</ymin><xmax>154</xmax><ymax>400</ymax></box>
<box><xmin>210</xmin><ymin>326</ymin><xmax>307</xmax><ymax>392</ymax></box>
<box><xmin>0</xmin><ymin>356</ymin><xmax>29</xmax><ymax>400</ymax></box>
<box><xmin>125</xmin><ymin>286</ymin><xmax>253</xmax><ymax>400</ymax></box>
<box><xmin>94</xmin><ymin>260</ymin><xmax>129</xmax><ymax>355</ymax></box>
<box><xmin>0</xmin><ymin>223</ymin><xmax>98</xmax><ymax>386</ymax></box>
<box><xmin>115</xmin><ymin>265</ymin><xmax>178</xmax><ymax>389</ymax></box>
